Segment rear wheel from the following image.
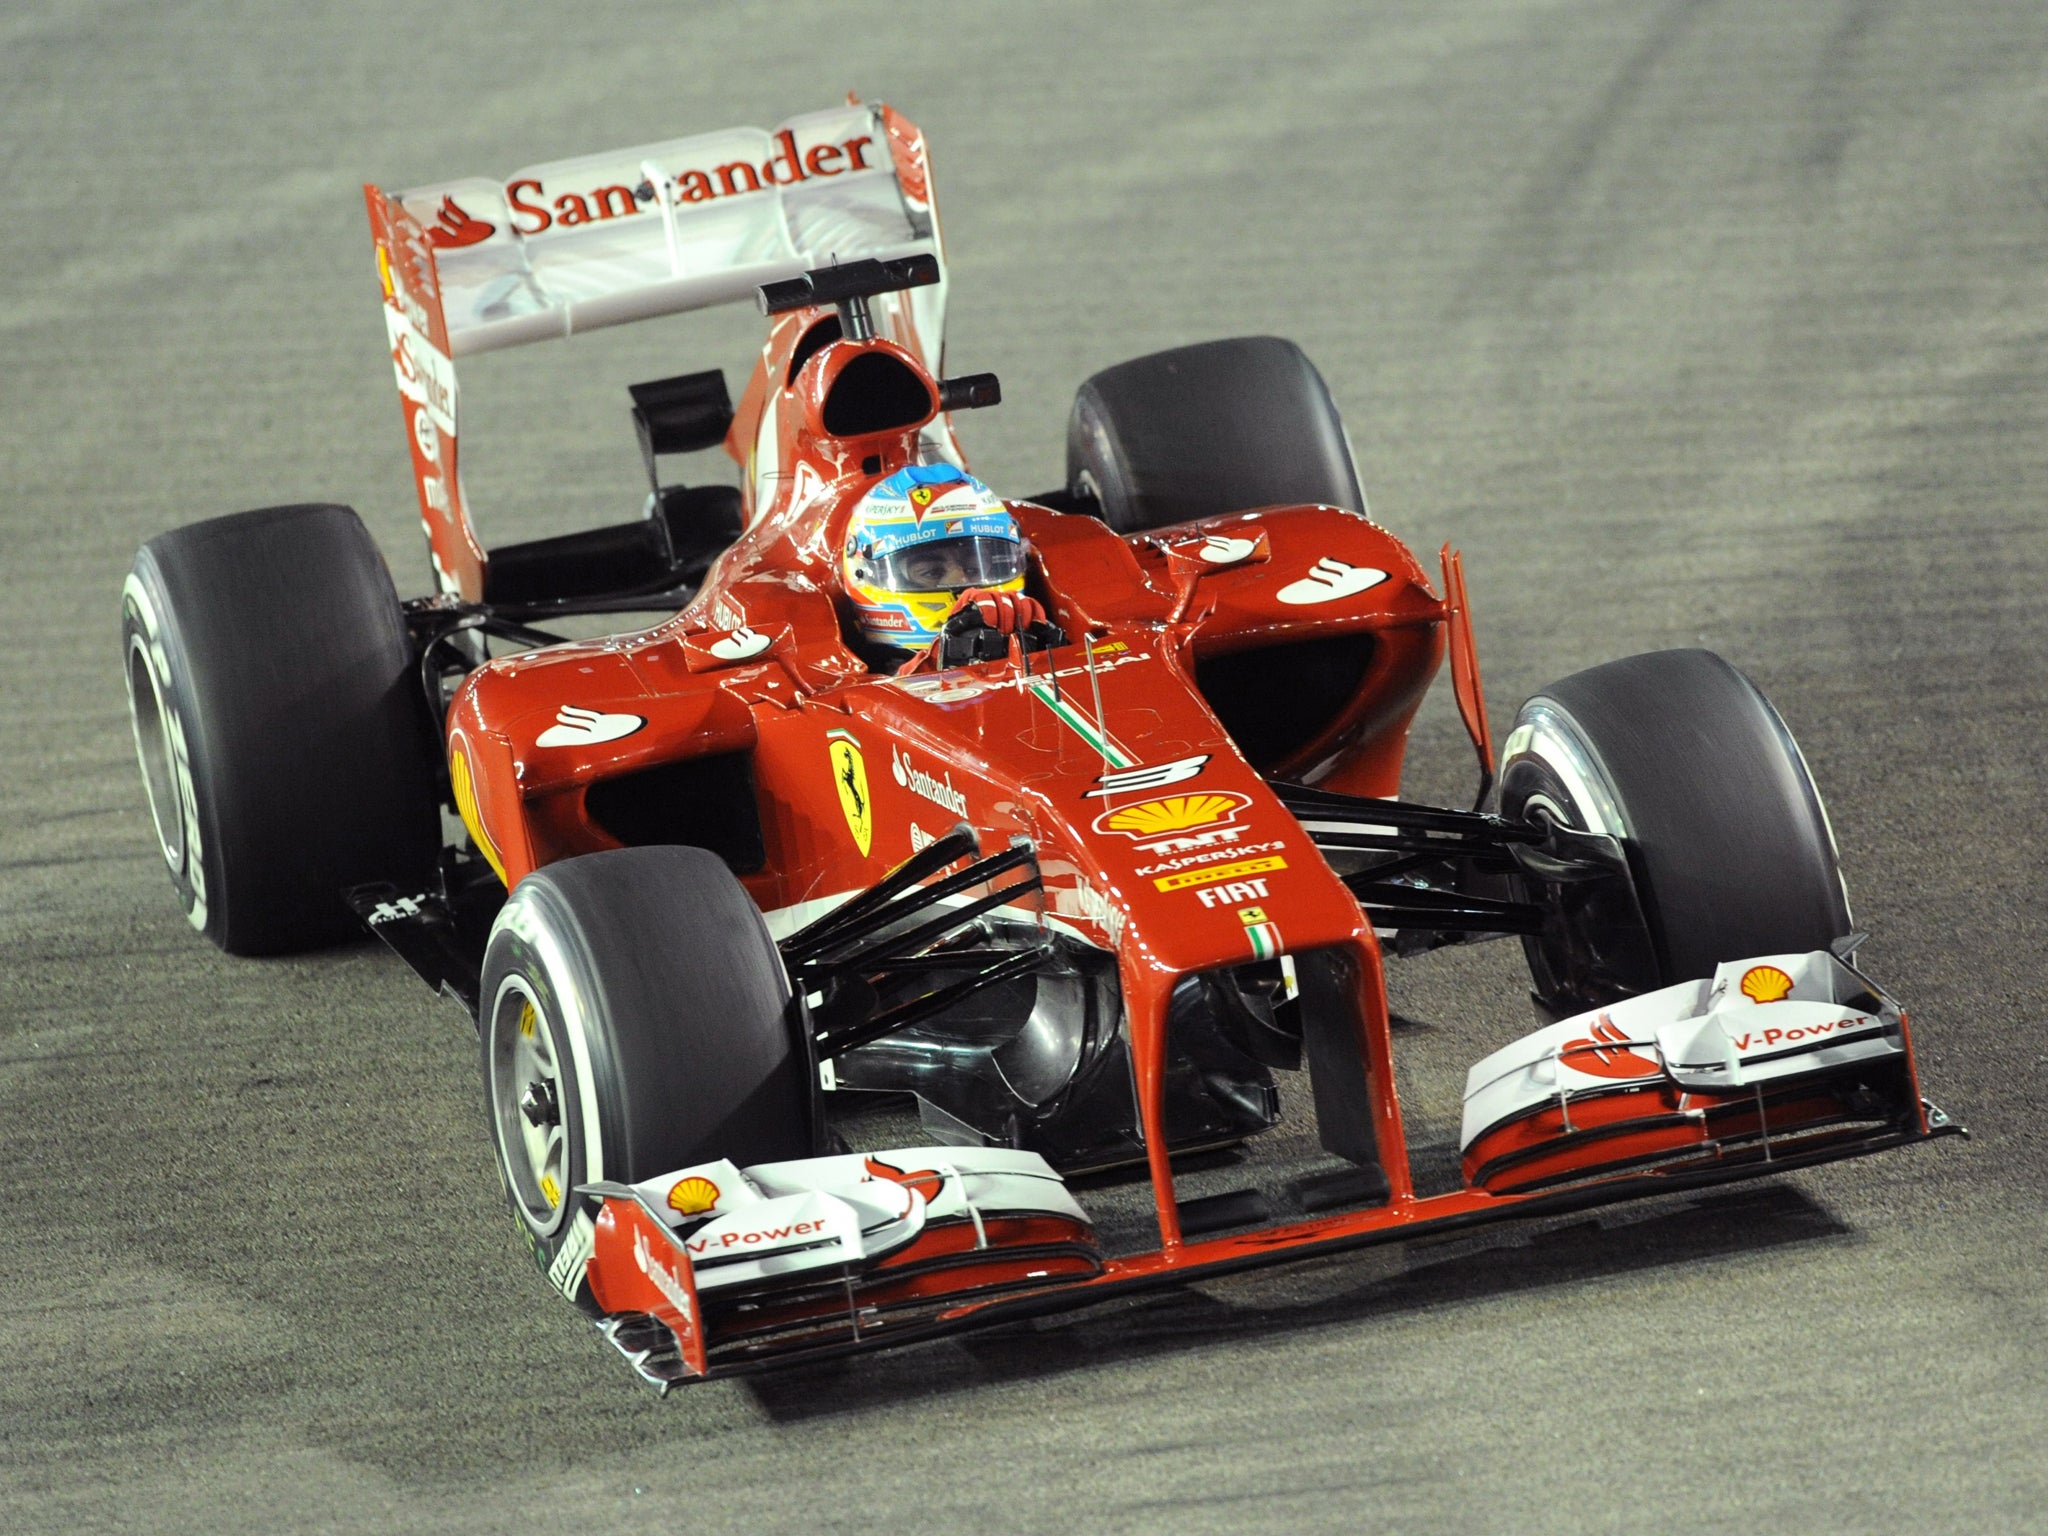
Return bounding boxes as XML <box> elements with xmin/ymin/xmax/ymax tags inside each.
<box><xmin>120</xmin><ymin>503</ymin><xmax>439</xmax><ymax>954</ymax></box>
<box><xmin>1066</xmin><ymin>336</ymin><xmax>1364</xmax><ymax>532</ymax></box>
<box><xmin>478</xmin><ymin>846</ymin><xmax>816</xmax><ymax>1308</ymax></box>
<box><xmin>1499</xmin><ymin>649</ymin><xmax>1852</xmax><ymax>1016</ymax></box>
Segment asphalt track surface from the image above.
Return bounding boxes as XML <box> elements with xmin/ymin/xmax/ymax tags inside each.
<box><xmin>4</xmin><ymin>2</ymin><xmax>2045</xmax><ymax>1531</ymax></box>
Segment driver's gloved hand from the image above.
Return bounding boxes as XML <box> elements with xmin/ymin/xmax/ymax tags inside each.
<box><xmin>935</xmin><ymin>588</ymin><xmax>1066</xmax><ymax>669</ymax></box>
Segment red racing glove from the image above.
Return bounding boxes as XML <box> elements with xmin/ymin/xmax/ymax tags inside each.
<box><xmin>946</xmin><ymin>587</ymin><xmax>1048</xmax><ymax>634</ymax></box>
<box><xmin>897</xmin><ymin>589</ymin><xmax>1055</xmax><ymax>675</ymax></box>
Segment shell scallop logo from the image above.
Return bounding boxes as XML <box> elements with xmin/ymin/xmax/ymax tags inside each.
<box><xmin>1740</xmin><ymin>965</ymin><xmax>1795</xmax><ymax>1004</ymax></box>
<box><xmin>666</xmin><ymin>1176</ymin><xmax>721</xmax><ymax>1215</ymax></box>
<box><xmin>1093</xmin><ymin>791</ymin><xmax>1250</xmax><ymax>840</ymax></box>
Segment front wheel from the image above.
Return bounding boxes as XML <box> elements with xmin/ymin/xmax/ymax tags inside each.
<box><xmin>1066</xmin><ymin>336</ymin><xmax>1365</xmax><ymax>532</ymax></box>
<box><xmin>478</xmin><ymin>846</ymin><xmax>817</xmax><ymax>1308</ymax></box>
<box><xmin>121</xmin><ymin>504</ymin><xmax>439</xmax><ymax>954</ymax></box>
<box><xmin>1499</xmin><ymin>649</ymin><xmax>1852</xmax><ymax>1017</ymax></box>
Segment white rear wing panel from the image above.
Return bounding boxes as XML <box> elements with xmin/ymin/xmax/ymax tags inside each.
<box><xmin>389</xmin><ymin>103</ymin><xmax>943</xmax><ymax>358</ymax></box>
<box><xmin>362</xmin><ymin>102</ymin><xmax>947</xmax><ymax>598</ymax></box>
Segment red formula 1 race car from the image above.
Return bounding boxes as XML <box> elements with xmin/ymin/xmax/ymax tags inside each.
<box><xmin>121</xmin><ymin>102</ymin><xmax>1959</xmax><ymax>1390</ymax></box>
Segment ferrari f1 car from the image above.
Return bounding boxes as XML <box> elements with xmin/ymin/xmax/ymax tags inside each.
<box><xmin>121</xmin><ymin>101</ymin><xmax>1958</xmax><ymax>1390</ymax></box>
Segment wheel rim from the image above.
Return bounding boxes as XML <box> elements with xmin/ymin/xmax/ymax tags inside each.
<box><xmin>125</xmin><ymin>635</ymin><xmax>185</xmax><ymax>876</ymax></box>
<box><xmin>1499</xmin><ymin>701</ymin><xmax>1630</xmax><ymax>838</ymax></box>
<box><xmin>490</xmin><ymin>978</ymin><xmax>573</xmax><ymax>1237</ymax></box>
<box><xmin>1499</xmin><ymin>698</ymin><xmax>1665</xmax><ymax>1011</ymax></box>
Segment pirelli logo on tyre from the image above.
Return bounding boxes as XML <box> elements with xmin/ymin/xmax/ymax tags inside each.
<box><xmin>1153</xmin><ymin>856</ymin><xmax>1287</xmax><ymax>893</ymax></box>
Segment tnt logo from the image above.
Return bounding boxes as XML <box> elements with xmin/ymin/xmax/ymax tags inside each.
<box><xmin>1196</xmin><ymin>878</ymin><xmax>1270</xmax><ymax>909</ymax></box>
<box><xmin>1136</xmin><ymin>825</ymin><xmax>1245</xmax><ymax>857</ymax></box>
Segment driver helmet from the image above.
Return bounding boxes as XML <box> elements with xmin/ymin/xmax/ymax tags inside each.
<box><xmin>841</xmin><ymin>464</ymin><xmax>1025</xmax><ymax>648</ymax></box>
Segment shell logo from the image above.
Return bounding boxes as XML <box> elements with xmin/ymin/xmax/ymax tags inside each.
<box><xmin>666</xmin><ymin>1176</ymin><xmax>721</xmax><ymax>1215</ymax></box>
<box><xmin>1740</xmin><ymin>965</ymin><xmax>1795</xmax><ymax>1004</ymax></box>
<box><xmin>1093</xmin><ymin>791</ymin><xmax>1250</xmax><ymax>840</ymax></box>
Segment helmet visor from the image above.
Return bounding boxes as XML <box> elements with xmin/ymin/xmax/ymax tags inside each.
<box><xmin>873</xmin><ymin>536</ymin><xmax>1024</xmax><ymax>595</ymax></box>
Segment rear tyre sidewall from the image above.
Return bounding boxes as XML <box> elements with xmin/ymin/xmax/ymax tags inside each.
<box><xmin>1500</xmin><ymin>649</ymin><xmax>1852</xmax><ymax>1005</ymax></box>
<box><xmin>478</xmin><ymin>846</ymin><xmax>815</xmax><ymax>1310</ymax></box>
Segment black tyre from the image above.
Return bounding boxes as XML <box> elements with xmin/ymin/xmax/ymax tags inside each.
<box><xmin>478</xmin><ymin>846</ymin><xmax>816</xmax><ymax>1307</ymax></box>
<box><xmin>1066</xmin><ymin>336</ymin><xmax>1365</xmax><ymax>533</ymax></box>
<box><xmin>121</xmin><ymin>504</ymin><xmax>439</xmax><ymax>955</ymax></box>
<box><xmin>1499</xmin><ymin>649</ymin><xmax>1852</xmax><ymax>1015</ymax></box>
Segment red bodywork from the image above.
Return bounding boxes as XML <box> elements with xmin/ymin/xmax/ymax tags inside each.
<box><xmin>359</xmin><ymin>110</ymin><xmax>1948</xmax><ymax>1378</ymax></box>
<box><xmin>430</xmin><ymin>300</ymin><xmax>1948</xmax><ymax>1378</ymax></box>
<box><xmin>445</xmin><ymin>300</ymin><xmax>1450</xmax><ymax>1227</ymax></box>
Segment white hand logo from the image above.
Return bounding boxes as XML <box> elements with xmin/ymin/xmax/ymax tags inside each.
<box><xmin>1199</xmin><ymin>535</ymin><xmax>1257</xmax><ymax>565</ymax></box>
<box><xmin>535</xmin><ymin>704</ymin><xmax>645</xmax><ymax>748</ymax></box>
<box><xmin>1276</xmin><ymin>557</ymin><xmax>1389</xmax><ymax>605</ymax></box>
<box><xmin>707</xmin><ymin>626</ymin><xmax>771</xmax><ymax>661</ymax></box>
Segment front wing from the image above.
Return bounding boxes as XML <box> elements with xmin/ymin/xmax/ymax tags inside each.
<box><xmin>572</xmin><ymin>951</ymin><xmax>1956</xmax><ymax>1390</ymax></box>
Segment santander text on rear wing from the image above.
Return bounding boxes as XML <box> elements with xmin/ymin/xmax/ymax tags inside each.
<box><xmin>363</xmin><ymin>101</ymin><xmax>944</xmax><ymax>598</ymax></box>
<box><xmin>376</xmin><ymin>101</ymin><xmax>942</xmax><ymax>357</ymax></box>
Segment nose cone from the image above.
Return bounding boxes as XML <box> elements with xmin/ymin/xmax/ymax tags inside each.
<box><xmin>865</xmin><ymin>631</ymin><xmax>1368</xmax><ymax>977</ymax></box>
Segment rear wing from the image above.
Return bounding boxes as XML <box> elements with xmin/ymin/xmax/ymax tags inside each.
<box><xmin>365</xmin><ymin>101</ymin><xmax>945</xmax><ymax>598</ymax></box>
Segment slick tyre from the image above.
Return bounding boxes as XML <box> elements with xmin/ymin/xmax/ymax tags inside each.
<box><xmin>1499</xmin><ymin>648</ymin><xmax>1852</xmax><ymax>1016</ymax></box>
<box><xmin>478</xmin><ymin>846</ymin><xmax>816</xmax><ymax>1310</ymax></box>
<box><xmin>1066</xmin><ymin>336</ymin><xmax>1365</xmax><ymax>533</ymax></box>
<box><xmin>121</xmin><ymin>503</ymin><xmax>439</xmax><ymax>955</ymax></box>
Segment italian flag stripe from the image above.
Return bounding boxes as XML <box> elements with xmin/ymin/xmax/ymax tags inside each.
<box><xmin>1026</xmin><ymin>680</ymin><xmax>1136</xmax><ymax>768</ymax></box>
<box><xmin>1247</xmin><ymin>922</ymin><xmax>1282</xmax><ymax>960</ymax></box>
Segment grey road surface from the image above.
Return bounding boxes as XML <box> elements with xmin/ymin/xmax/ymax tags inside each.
<box><xmin>4</xmin><ymin>2</ymin><xmax>2044</xmax><ymax>1531</ymax></box>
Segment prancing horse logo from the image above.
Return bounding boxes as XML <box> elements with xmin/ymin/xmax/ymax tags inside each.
<box><xmin>828</xmin><ymin>730</ymin><xmax>872</xmax><ymax>857</ymax></box>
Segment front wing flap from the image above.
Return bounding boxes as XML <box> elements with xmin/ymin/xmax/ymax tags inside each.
<box><xmin>581</xmin><ymin>1146</ymin><xmax>1101</xmax><ymax>1391</ymax></box>
<box><xmin>1460</xmin><ymin>951</ymin><xmax>1933</xmax><ymax>1193</ymax></box>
